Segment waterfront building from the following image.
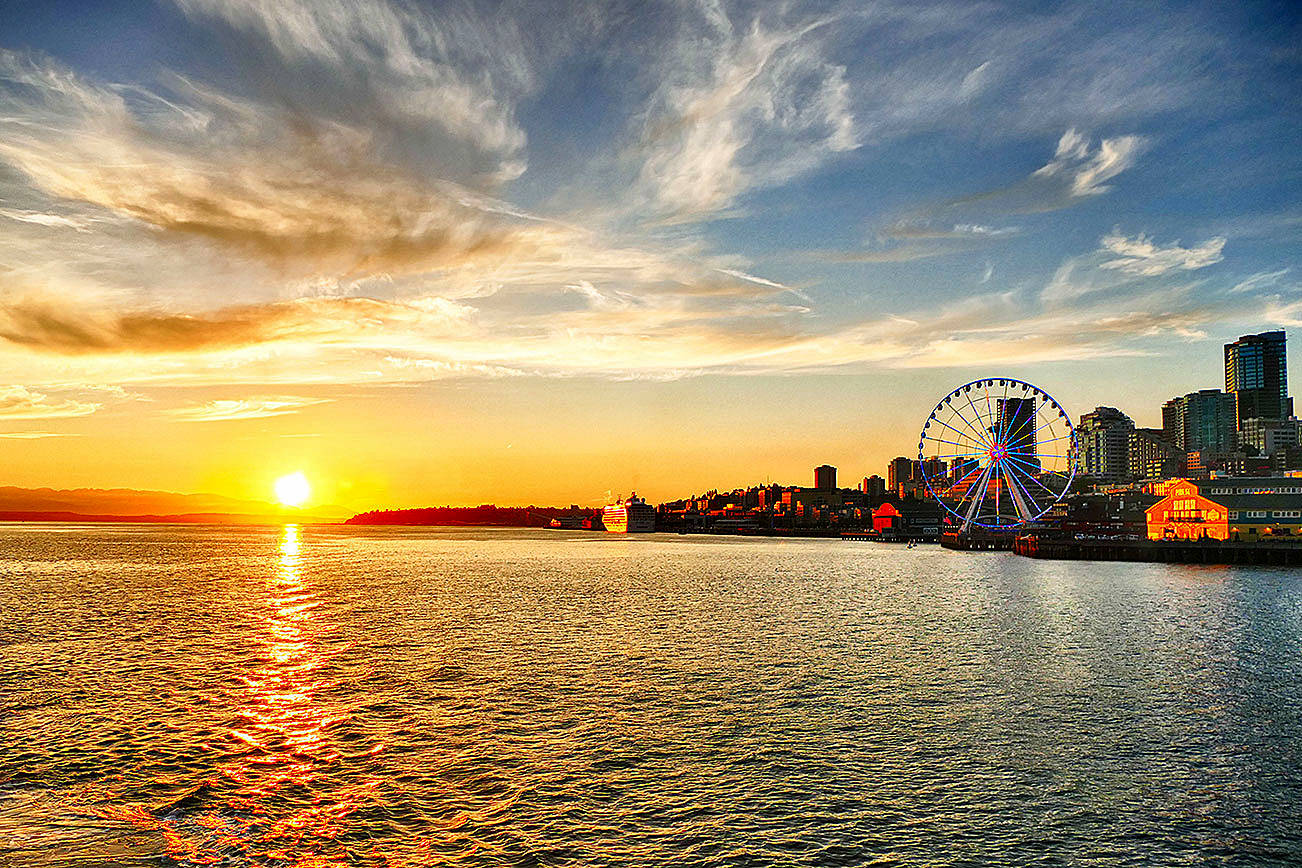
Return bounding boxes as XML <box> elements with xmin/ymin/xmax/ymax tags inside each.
<box><xmin>1238</xmin><ymin>417</ymin><xmax>1300</xmax><ymax>457</ymax></box>
<box><xmin>1078</xmin><ymin>406</ymin><xmax>1135</xmax><ymax>480</ymax></box>
<box><xmin>1161</xmin><ymin>389</ymin><xmax>1236</xmax><ymax>453</ymax></box>
<box><xmin>1225</xmin><ymin>330</ymin><xmax>1291</xmax><ymax>429</ymax></box>
<box><xmin>814</xmin><ymin>464</ymin><xmax>837</xmax><ymax>490</ymax></box>
<box><xmin>1146</xmin><ymin>478</ymin><xmax>1302</xmax><ymax>541</ymax></box>
<box><xmin>871</xmin><ymin>500</ymin><xmax>942</xmax><ymax>540</ymax></box>
<box><xmin>1128</xmin><ymin>428</ymin><xmax>1183</xmax><ymax>480</ymax></box>
<box><xmin>1047</xmin><ymin>492</ymin><xmax>1158</xmax><ymax>539</ymax></box>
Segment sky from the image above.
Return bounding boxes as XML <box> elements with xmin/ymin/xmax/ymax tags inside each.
<box><xmin>0</xmin><ymin>0</ymin><xmax>1299</xmax><ymax>510</ymax></box>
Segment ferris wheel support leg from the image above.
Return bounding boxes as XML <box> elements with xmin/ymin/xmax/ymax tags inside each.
<box><xmin>1001</xmin><ymin>462</ymin><xmax>1035</xmax><ymax>522</ymax></box>
<box><xmin>960</xmin><ymin>463</ymin><xmax>994</xmax><ymax>532</ymax></box>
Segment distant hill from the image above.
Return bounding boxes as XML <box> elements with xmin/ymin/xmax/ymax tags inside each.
<box><xmin>0</xmin><ymin>486</ymin><xmax>345</xmax><ymax>523</ymax></box>
<box><xmin>346</xmin><ymin>505</ymin><xmax>600</xmax><ymax>527</ymax></box>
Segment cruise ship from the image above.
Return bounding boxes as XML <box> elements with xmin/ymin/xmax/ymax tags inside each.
<box><xmin>602</xmin><ymin>494</ymin><xmax>656</xmax><ymax>533</ymax></box>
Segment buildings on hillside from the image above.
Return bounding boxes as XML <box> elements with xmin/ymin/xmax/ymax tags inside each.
<box><xmin>1065</xmin><ymin>330</ymin><xmax>1302</xmax><ymax>485</ymax></box>
<box><xmin>653</xmin><ymin>330</ymin><xmax>1302</xmax><ymax>543</ymax></box>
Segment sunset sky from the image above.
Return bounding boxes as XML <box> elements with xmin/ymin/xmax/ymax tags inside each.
<box><xmin>1</xmin><ymin>0</ymin><xmax>1299</xmax><ymax>510</ymax></box>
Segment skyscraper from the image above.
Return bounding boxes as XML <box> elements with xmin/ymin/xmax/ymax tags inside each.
<box><xmin>1225</xmin><ymin>330</ymin><xmax>1291</xmax><ymax>429</ymax></box>
<box><xmin>1077</xmin><ymin>406</ymin><xmax>1135</xmax><ymax>480</ymax></box>
<box><xmin>814</xmin><ymin>464</ymin><xmax>837</xmax><ymax>490</ymax></box>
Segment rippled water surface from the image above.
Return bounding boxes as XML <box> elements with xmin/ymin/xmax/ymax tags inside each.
<box><xmin>1</xmin><ymin>524</ymin><xmax>1300</xmax><ymax>866</ymax></box>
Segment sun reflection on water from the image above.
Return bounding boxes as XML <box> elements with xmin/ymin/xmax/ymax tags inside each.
<box><xmin>212</xmin><ymin>524</ymin><xmax>364</xmax><ymax>864</ymax></box>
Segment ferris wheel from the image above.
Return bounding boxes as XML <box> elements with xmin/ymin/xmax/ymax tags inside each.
<box><xmin>917</xmin><ymin>378</ymin><xmax>1077</xmax><ymax>531</ymax></box>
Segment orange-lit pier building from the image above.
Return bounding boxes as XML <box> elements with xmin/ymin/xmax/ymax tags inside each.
<box><xmin>1145</xmin><ymin>478</ymin><xmax>1302</xmax><ymax>541</ymax></box>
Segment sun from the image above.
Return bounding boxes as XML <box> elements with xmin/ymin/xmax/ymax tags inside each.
<box><xmin>274</xmin><ymin>472</ymin><xmax>311</xmax><ymax>508</ymax></box>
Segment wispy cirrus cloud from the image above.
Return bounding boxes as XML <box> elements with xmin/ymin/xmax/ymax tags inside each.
<box><xmin>635</xmin><ymin>11</ymin><xmax>857</xmax><ymax>222</ymax></box>
<box><xmin>1099</xmin><ymin>232</ymin><xmax>1226</xmax><ymax>276</ymax></box>
<box><xmin>165</xmin><ymin>396</ymin><xmax>332</xmax><ymax>422</ymax></box>
<box><xmin>833</xmin><ymin>128</ymin><xmax>1143</xmax><ymax>264</ymax></box>
<box><xmin>0</xmin><ymin>430</ymin><xmax>75</xmax><ymax>439</ymax></box>
<box><xmin>0</xmin><ymin>0</ymin><xmax>1292</xmax><ymax>395</ymax></box>
<box><xmin>944</xmin><ymin>128</ymin><xmax>1147</xmax><ymax>216</ymax></box>
<box><xmin>0</xmin><ymin>385</ymin><xmax>99</xmax><ymax>419</ymax></box>
<box><xmin>172</xmin><ymin>0</ymin><xmax>533</xmax><ymax>184</ymax></box>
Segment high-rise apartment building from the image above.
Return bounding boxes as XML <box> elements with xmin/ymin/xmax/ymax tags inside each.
<box><xmin>1077</xmin><ymin>406</ymin><xmax>1135</xmax><ymax>480</ymax></box>
<box><xmin>1129</xmin><ymin>428</ymin><xmax>1184</xmax><ymax>480</ymax></box>
<box><xmin>813</xmin><ymin>464</ymin><xmax>837</xmax><ymax>490</ymax></box>
<box><xmin>1225</xmin><ymin>330</ymin><xmax>1291</xmax><ymax>428</ymax></box>
<box><xmin>1161</xmin><ymin>390</ymin><xmax>1236</xmax><ymax>453</ymax></box>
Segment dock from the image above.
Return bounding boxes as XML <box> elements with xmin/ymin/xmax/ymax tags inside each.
<box><xmin>1012</xmin><ymin>536</ymin><xmax>1302</xmax><ymax>566</ymax></box>
<box><xmin>939</xmin><ymin>530</ymin><xmax>1018</xmax><ymax>551</ymax></box>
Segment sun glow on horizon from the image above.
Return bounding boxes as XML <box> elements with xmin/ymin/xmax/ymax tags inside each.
<box><xmin>274</xmin><ymin>472</ymin><xmax>311</xmax><ymax>508</ymax></box>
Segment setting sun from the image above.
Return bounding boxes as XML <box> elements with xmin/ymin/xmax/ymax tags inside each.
<box><xmin>274</xmin><ymin>472</ymin><xmax>311</xmax><ymax>508</ymax></box>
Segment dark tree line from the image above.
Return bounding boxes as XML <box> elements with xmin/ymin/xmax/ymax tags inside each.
<box><xmin>345</xmin><ymin>505</ymin><xmax>600</xmax><ymax>527</ymax></box>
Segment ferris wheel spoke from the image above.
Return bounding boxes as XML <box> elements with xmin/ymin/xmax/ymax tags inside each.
<box><xmin>948</xmin><ymin>403</ymin><xmax>992</xmax><ymax>450</ymax></box>
<box><xmin>931</xmin><ymin>452</ymin><xmax>989</xmax><ymax>461</ymax></box>
<box><xmin>1001</xmin><ymin>460</ymin><xmax>1045</xmax><ymax>520</ymax></box>
<box><xmin>928</xmin><ymin>417</ymin><xmax>987</xmax><ymax>450</ymax></box>
<box><xmin>949</xmin><ymin>461</ymin><xmax>986</xmax><ymax>490</ymax></box>
<box><xmin>924</xmin><ymin>435</ymin><xmax>987</xmax><ymax>452</ymax></box>
<box><xmin>961</xmin><ymin>390</ymin><xmax>994</xmax><ymax>447</ymax></box>
<box><xmin>1002</xmin><ymin>454</ymin><xmax>1060</xmax><ymax>497</ymax></box>
<box><xmin>981</xmin><ymin>384</ymin><xmax>998</xmax><ymax>446</ymax></box>
<box><xmin>1028</xmin><ymin>411</ymin><xmax>1067</xmax><ymax>443</ymax></box>
<box><xmin>1009</xmin><ymin>456</ymin><xmax>1061</xmax><ymax>505</ymax></box>
<box><xmin>1002</xmin><ymin>464</ymin><xmax>1049</xmax><ymax>517</ymax></box>
<box><xmin>963</xmin><ymin>464</ymin><xmax>996</xmax><ymax>528</ymax></box>
<box><xmin>956</xmin><ymin>461</ymin><xmax>993</xmax><ymax>510</ymax></box>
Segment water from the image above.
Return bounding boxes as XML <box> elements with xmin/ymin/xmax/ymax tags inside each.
<box><xmin>1</xmin><ymin>524</ymin><xmax>1299</xmax><ymax>866</ymax></box>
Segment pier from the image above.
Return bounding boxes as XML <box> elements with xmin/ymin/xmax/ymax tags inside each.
<box><xmin>1012</xmin><ymin>535</ymin><xmax>1302</xmax><ymax>566</ymax></box>
<box><xmin>939</xmin><ymin>530</ymin><xmax>1018</xmax><ymax>551</ymax></box>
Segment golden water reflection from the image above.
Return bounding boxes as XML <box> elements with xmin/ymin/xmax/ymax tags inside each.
<box><xmin>212</xmin><ymin>524</ymin><xmax>364</xmax><ymax>864</ymax></box>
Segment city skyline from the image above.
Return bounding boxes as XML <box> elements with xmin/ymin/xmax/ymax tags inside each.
<box><xmin>0</xmin><ymin>1</ymin><xmax>1299</xmax><ymax>510</ymax></box>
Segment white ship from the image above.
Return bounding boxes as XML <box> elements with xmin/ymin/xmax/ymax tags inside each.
<box><xmin>602</xmin><ymin>494</ymin><xmax>656</xmax><ymax>533</ymax></box>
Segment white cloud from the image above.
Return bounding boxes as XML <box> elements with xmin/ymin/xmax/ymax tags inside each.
<box><xmin>0</xmin><ymin>431</ymin><xmax>75</xmax><ymax>438</ymax></box>
<box><xmin>172</xmin><ymin>0</ymin><xmax>530</xmax><ymax>183</ymax></box>
<box><xmin>714</xmin><ymin>268</ymin><xmax>789</xmax><ymax>290</ymax></box>
<box><xmin>0</xmin><ymin>208</ymin><xmax>96</xmax><ymax>231</ymax></box>
<box><xmin>1099</xmin><ymin>232</ymin><xmax>1226</xmax><ymax>276</ymax></box>
<box><xmin>1032</xmin><ymin>129</ymin><xmax>1146</xmax><ymax>197</ymax></box>
<box><xmin>0</xmin><ymin>385</ymin><xmax>99</xmax><ymax>419</ymax></box>
<box><xmin>1228</xmin><ymin>268</ymin><xmax>1289</xmax><ymax>293</ymax></box>
<box><xmin>637</xmin><ymin>14</ymin><xmax>858</xmax><ymax>220</ymax></box>
<box><xmin>165</xmin><ymin>396</ymin><xmax>332</xmax><ymax>422</ymax></box>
